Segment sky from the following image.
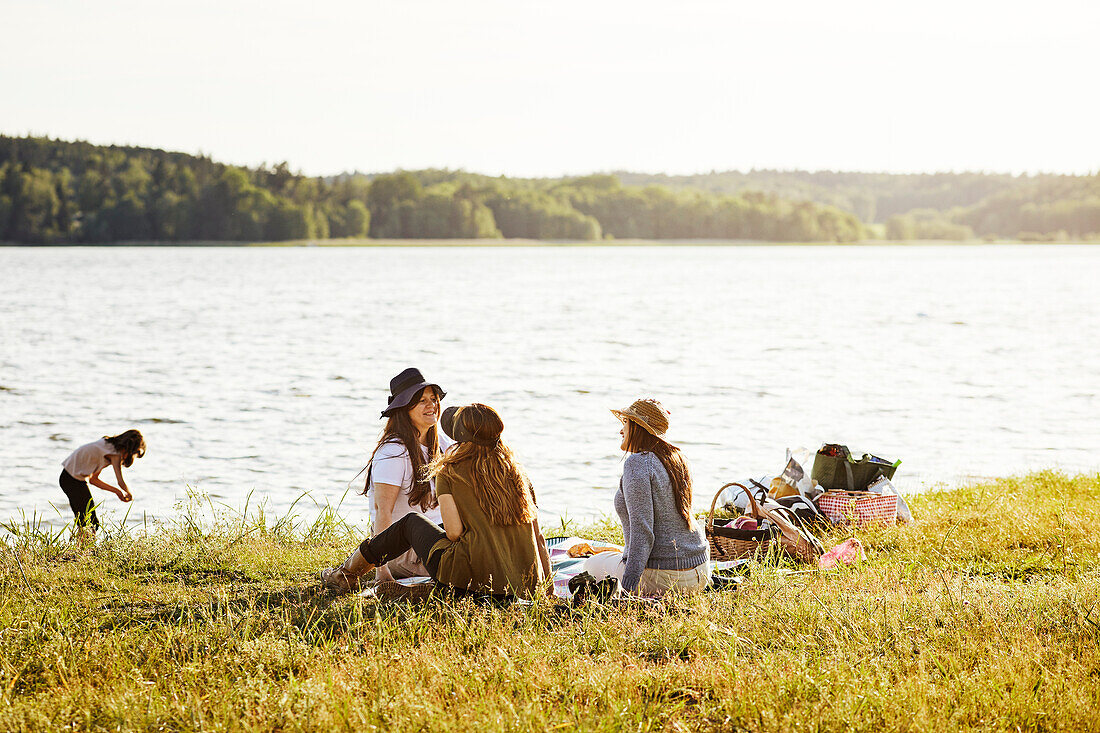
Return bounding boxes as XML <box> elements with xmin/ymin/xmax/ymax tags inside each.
<box><xmin>2</xmin><ymin>0</ymin><xmax>1098</xmax><ymax>178</ymax></box>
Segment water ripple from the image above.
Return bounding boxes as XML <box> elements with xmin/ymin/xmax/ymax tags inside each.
<box><xmin>3</xmin><ymin>244</ymin><xmax>1099</xmax><ymax>528</ymax></box>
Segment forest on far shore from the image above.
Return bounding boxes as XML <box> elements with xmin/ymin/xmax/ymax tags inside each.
<box><xmin>2</xmin><ymin>135</ymin><xmax>1098</xmax><ymax>244</ymax></box>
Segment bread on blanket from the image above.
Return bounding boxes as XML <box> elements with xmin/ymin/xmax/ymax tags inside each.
<box><xmin>567</xmin><ymin>543</ymin><xmax>621</xmax><ymax>558</ymax></box>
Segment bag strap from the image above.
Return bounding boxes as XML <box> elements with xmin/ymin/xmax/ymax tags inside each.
<box><xmin>844</xmin><ymin>460</ymin><xmax>856</xmax><ymax>492</ymax></box>
<box><xmin>743</xmin><ymin>481</ymin><xmax>767</xmax><ymax>519</ymax></box>
<box><xmin>744</xmin><ymin>482</ymin><xmax>823</xmax><ymax>560</ymax></box>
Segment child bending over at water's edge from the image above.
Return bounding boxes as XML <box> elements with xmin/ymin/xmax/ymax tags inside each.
<box><xmin>59</xmin><ymin>429</ymin><xmax>145</xmax><ymax>535</ymax></box>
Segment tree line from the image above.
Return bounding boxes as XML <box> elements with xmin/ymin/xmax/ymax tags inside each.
<box><xmin>0</xmin><ymin>136</ymin><xmax>863</xmax><ymax>244</ymax></box>
<box><xmin>0</xmin><ymin>137</ymin><xmax>370</xmax><ymax>243</ymax></box>
<box><xmin>617</xmin><ymin>168</ymin><xmax>1100</xmax><ymax>237</ymax></box>
<box><xmin>880</xmin><ymin>175</ymin><xmax>1100</xmax><ymax>241</ymax></box>
<box><xmin>3</xmin><ymin>135</ymin><xmax>1095</xmax><ymax>244</ymax></box>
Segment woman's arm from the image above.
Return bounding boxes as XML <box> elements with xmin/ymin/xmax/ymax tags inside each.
<box><xmin>109</xmin><ymin>455</ymin><xmax>132</xmax><ymax>501</ymax></box>
<box><xmin>620</xmin><ymin>456</ymin><xmax>656</xmax><ymax>593</ymax></box>
<box><xmin>89</xmin><ymin>464</ymin><xmax>130</xmax><ymax>502</ymax></box>
<box><xmin>533</xmin><ymin>516</ymin><xmax>552</xmax><ymax>578</ymax></box>
<box><xmin>371</xmin><ymin>482</ymin><xmax>403</xmax><ymax>581</ymax></box>
<box><xmin>526</xmin><ymin>482</ymin><xmax>552</xmax><ymax>587</ymax></box>
<box><xmin>372</xmin><ymin>482</ymin><xmax>401</xmax><ymax>533</ymax></box>
<box><xmin>438</xmin><ymin>494</ymin><xmax>464</xmax><ymax>541</ymax></box>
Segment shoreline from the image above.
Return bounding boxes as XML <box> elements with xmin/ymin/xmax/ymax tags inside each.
<box><xmin>2</xmin><ymin>238</ymin><xmax>1093</xmax><ymax>248</ymax></box>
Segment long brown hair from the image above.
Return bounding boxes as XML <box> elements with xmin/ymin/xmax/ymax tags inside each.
<box><xmin>363</xmin><ymin>386</ymin><xmax>441</xmax><ymax>512</ymax></box>
<box><xmin>623</xmin><ymin>420</ymin><xmax>693</xmax><ymax>526</ymax></box>
<box><xmin>105</xmin><ymin>429</ymin><xmax>146</xmax><ymax>468</ymax></box>
<box><xmin>426</xmin><ymin>404</ymin><xmax>535</xmax><ymax>526</ymax></box>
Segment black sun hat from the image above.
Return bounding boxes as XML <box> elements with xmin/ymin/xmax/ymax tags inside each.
<box><xmin>381</xmin><ymin>367</ymin><xmax>445</xmax><ymax>418</ymax></box>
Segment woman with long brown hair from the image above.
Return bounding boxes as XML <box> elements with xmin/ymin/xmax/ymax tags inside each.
<box><xmin>590</xmin><ymin>398</ymin><xmax>709</xmax><ymax>595</ymax></box>
<box><xmin>364</xmin><ymin>368</ymin><xmax>453</xmax><ymax>581</ymax></box>
<box><xmin>324</xmin><ymin>403</ymin><xmax>551</xmax><ymax>598</ymax></box>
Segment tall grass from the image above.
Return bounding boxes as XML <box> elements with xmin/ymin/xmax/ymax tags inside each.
<box><xmin>2</xmin><ymin>471</ymin><xmax>1098</xmax><ymax>731</ymax></box>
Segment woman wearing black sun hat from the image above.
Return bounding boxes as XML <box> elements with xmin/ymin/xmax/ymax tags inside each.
<box><xmin>361</xmin><ymin>367</ymin><xmax>454</xmax><ymax>582</ymax></box>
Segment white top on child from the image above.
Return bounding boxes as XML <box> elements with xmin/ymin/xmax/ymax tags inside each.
<box><xmin>62</xmin><ymin>438</ymin><xmax>116</xmax><ymax>481</ymax></box>
<box><xmin>368</xmin><ymin>433</ymin><xmax>454</xmax><ymax>529</ymax></box>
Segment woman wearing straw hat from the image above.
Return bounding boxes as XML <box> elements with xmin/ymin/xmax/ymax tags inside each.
<box><xmin>324</xmin><ymin>403</ymin><xmax>551</xmax><ymax>598</ymax></box>
<box><xmin>587</xmin><ymin>398</ymin><xmax>709</xmax><ymax>596</ymax></box>
<box><xmin>362</xmin><ymin>367</ymin><xmax>453</xmax><ymax>582</ymax></box>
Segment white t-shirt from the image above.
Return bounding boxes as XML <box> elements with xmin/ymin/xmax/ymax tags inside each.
<box><xmin>62</xmin><ymin>438</ymin><xmax>116</xmax><ymax>481</ymax></box>
<box><xmin>368</xmin><ymin>433</ymin><xmax>454</xmax><ymax>529</ymax></box>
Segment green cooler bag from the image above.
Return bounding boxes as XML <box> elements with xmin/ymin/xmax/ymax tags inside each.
<box><xmin>812</xmin><ymin>444</ymin><xmax>901</xmax><ymax>491</ymax></box>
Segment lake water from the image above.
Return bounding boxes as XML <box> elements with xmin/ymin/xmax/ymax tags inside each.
<box><xmin>1</xmin><ymin>244</ymin><xmax>1098</xmax><ymax>533</ymax></box>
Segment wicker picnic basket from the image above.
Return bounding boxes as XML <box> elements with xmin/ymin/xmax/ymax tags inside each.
<box><xmin>707</xmin><ymin>482</ymin><xmax>822</xmax><ymax>564</ymax></box>
<box><xmin>706</xmin><ymin>482</ymin><xmax>778</xmax><ymax>561</ymax></box>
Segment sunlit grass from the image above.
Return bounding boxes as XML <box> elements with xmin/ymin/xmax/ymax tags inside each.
<box><xmin>2</xmin><ymin>471</ymin><xmax>1098</xmax><ymax>731</ymax></box>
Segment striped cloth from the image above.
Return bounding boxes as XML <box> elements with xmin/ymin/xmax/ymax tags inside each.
<box><xmin>357</xmin><ymin>536</ymin><xmax>749</xmax><ymax>600</ymax></box>
<box><xmin>354</xmin><ymin>537</ymin><xmax>622</xmax><ymax>600</ymax></box>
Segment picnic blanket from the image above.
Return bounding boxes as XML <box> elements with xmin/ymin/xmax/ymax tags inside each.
<box><xmin>356</xmin><ymin>536</ymin><xmax>753</xmax><ymax>600</ymax></box>
<box><xmin>546</xmin><ymin>536</ymin><xmax>753</xmax><ymax>597</ymax></box>
<box><xmin>545</xmin><ymin>535</ymin><xmax>623</xmax><ymax>598</ymax></box>
<box><xmin>355</xmin><ymin>536</ymin><xmax>618</xmax><ymax>600</ymax></box>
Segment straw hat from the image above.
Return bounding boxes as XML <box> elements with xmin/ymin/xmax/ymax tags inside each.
<box><xmin>610</xmin><ymin>398</ymin><xmax>671</xmax><ymax>440</ymax></box>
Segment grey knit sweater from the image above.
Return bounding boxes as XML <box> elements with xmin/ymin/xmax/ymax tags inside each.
<box><xmin>614</xmin><ymin>451</ymin><xmax>709</xmax><ymax>592</ymax></box>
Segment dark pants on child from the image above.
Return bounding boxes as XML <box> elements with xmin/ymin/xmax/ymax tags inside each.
<box><xmin>59</xmin><ymin>469</ymin><xmax>99</xmax><ymax>529</ymax></box>
<box><xmin>359</xmin><ymin>513</ymin><xmax>445</xmax><ymax>578</ymax></box>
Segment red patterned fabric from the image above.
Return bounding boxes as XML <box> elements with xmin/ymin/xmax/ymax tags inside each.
<box><xmin>818</xmin><ymin>492</ymin><xmax>898</xmax><ymax>527</ymax></box>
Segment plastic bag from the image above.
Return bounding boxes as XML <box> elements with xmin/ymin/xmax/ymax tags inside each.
<box><xmin>866</xmin><ymin>475</ymin><xmax>913</xmax><ymax>523</ymax></box>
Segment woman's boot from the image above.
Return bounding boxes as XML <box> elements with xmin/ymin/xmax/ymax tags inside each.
<box><xmin>320</xmin><ymin>549</ymin><xmax>374</xmax><ymax>594</ymax></box>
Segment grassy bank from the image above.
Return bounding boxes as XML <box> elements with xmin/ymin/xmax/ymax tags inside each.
<box><xmin>3</xmin><ymin>471</ymin><xmax>1099</xmax><ymax>732</ymax></box>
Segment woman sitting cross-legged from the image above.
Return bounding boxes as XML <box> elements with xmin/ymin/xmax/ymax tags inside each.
<box><xmin>365</xmin><ymin>367</ymin><xmax>453</xmax><ymax>582</ymax></box>
<box><xmin>585</xmin><ymin>398</ymin><xmax>710</xmax><ymax>596</ymax></box>
<box><xmin>322</xmin><ymin>403</ymin><xmax>552</xmax><ymax>598</ymax></box>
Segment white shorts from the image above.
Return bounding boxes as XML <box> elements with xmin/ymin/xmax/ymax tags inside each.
<box><xmin>384</xmin><ymin>548</ymin><xmax>431</xmax><ymax>579</ymax></box>
<box><xmin>583</xmin><ymin>551</ymin><xmax>710</xmax><ymax>596</ymax></box>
